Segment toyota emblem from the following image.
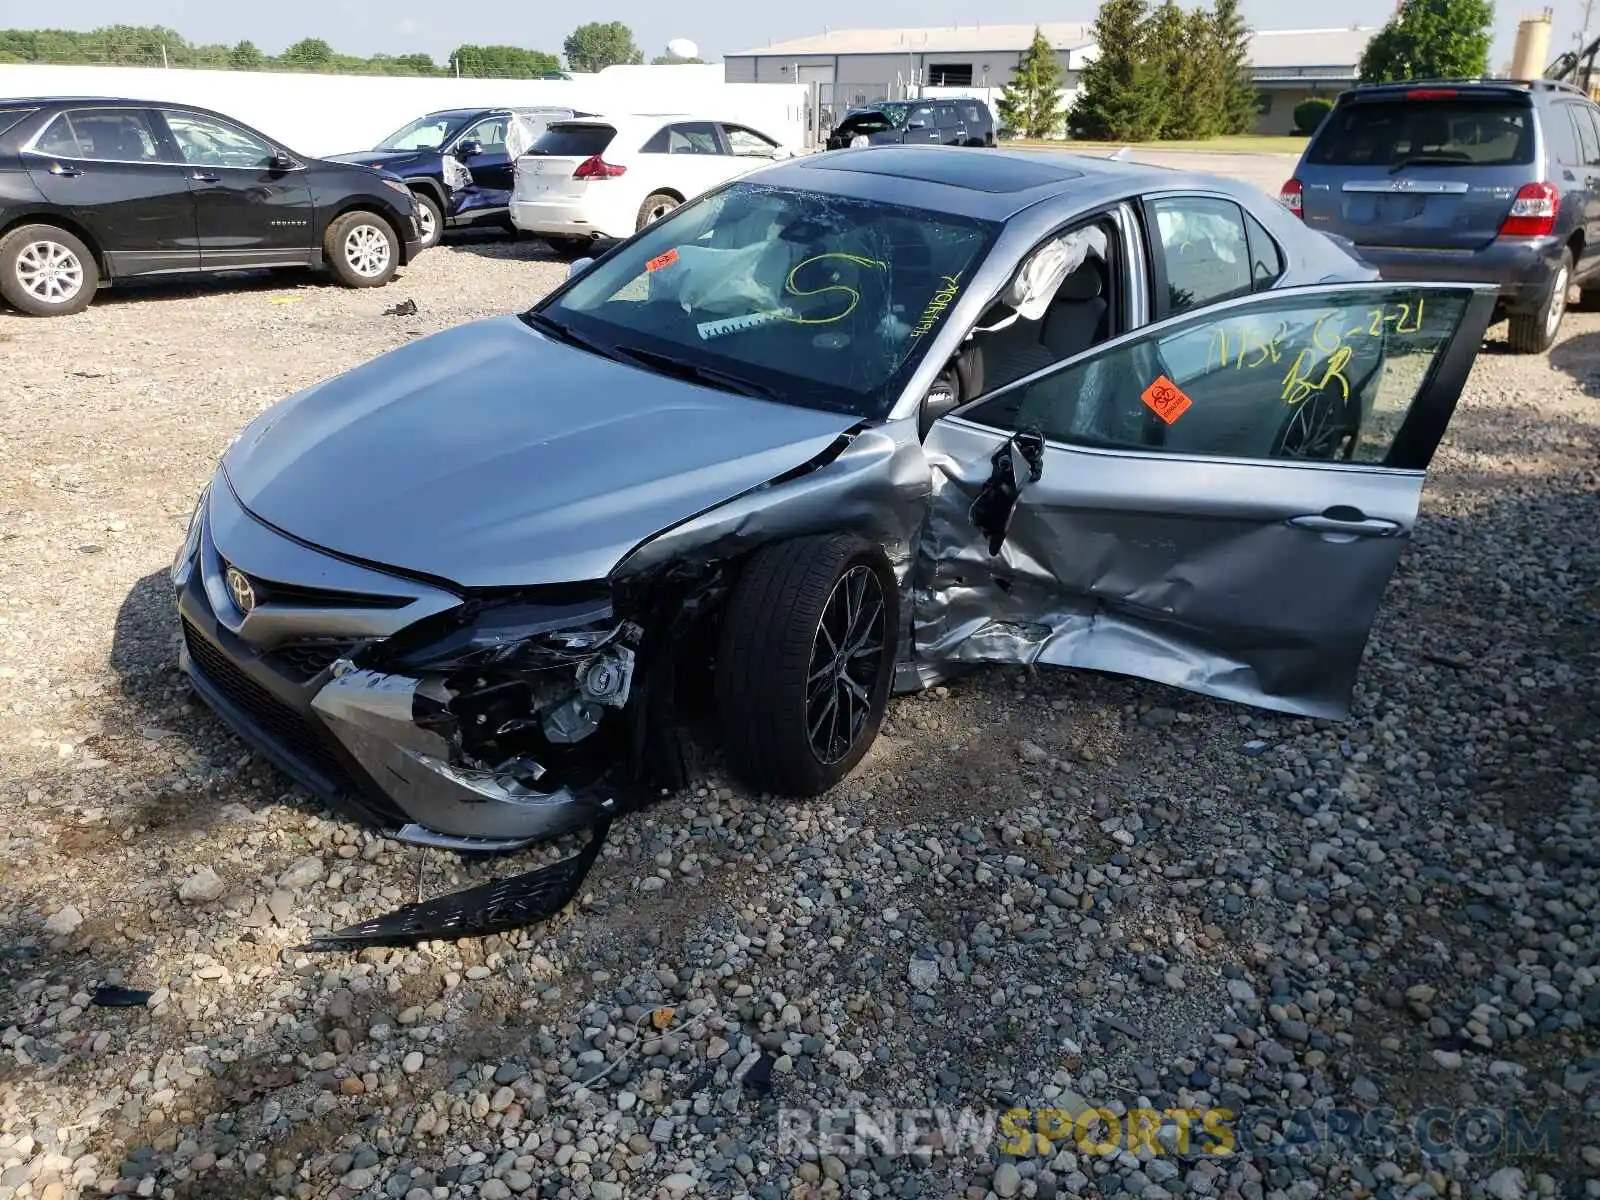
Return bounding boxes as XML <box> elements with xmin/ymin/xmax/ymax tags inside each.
<box><xmin>225</xmin><ymin>566</ymin><xmax>256</xmax><ymax>614</ymax></box>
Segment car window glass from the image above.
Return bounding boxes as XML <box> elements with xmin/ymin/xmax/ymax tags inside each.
<box><xmin>964</xmin><ymin>286</ymin><xmax>1471</xmax><ymax>465</ymax></box>
<box><xmin>34</xmin><ymin>109</ymin><xmax>162</xmax><ymax>162</ymax></box>
<box><xmin>1307</xmin><ymin>100</ymin><xmax>1535</xmax><ymax>167</ymax></box>
<box><xmin>459</xmin><ymin>117</ymin><xmax>508</xmax><ymax>154</ymax></box>
<box><xmin>962</xmin><ymin>105</ymin><xmax>983</xmax><ymax>125</ymax></box>
<box><xmin>1149</xmin><ymin>196</ymin><xmax>1252</xmax><ymax>317</ymax></box>
<box><xmin>935</xmin><ymin>106</ymin><xmax>960</xmax><ymax>129</ymax></box>
<box><xmin>1573</xmin><ymin>106</ymin><xmax>1600</xmax><ymax>166</ymax></box>
<box><xmin>1244</xmin><ymin>212</ymin><xmax>1284</xmax><ymax>290</ymax></box>
<box><xmin>1548</xmin><ymin>106</ymin><xmax>1582</xmax><ymax>165</ymax></box>
<box><xmin>1583</xmin><ymin>108</ymin><xmax>1600</xmax><ymax>167</ymax></box>
<box><xmin>666</xmin><ymin>123</ymin><xmax>721</xmax><ymax>154</ymax></box>
<box><xmin>163</xmin><ymin>111</ymin><xmax>274</xmax><ymax>169</ymax></box>
<box><xmin>908</xmin><ymin>106</ymin><xmax>935</xmax><ymax>128</ymax></box>
<box><xmin>722</xmin><ymin>125</ymin><xmax>777</xmax><ymax>156</ymax></box>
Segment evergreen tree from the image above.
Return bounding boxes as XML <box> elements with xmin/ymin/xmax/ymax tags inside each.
<box><xmin>1071</xmin><ymin>0</ymin><xmax>1164</xmax><ymax>141</ymax></box>
<box><xmin>1210</xmin><ymin>0</ymin><xmax>1258</xmax><ymax>134</ymax></box>
<box><xmin>1358</xmin><ymin>0</ymin><xmax>1494</xmax><ymax>83</ymax></box>
<box><xmin>996</xmin><ymin>27</ymin><xmax>1066</xmax><ymax>139</ymax></box>
<box><xmin>1167</xmin><ymin>7</ymin><xmax>1225</xmax><ymax>139</ymax></box>
<box><xmin>1146</xmin><ymin>2</ymin><xmax>1188</xmax><ymax>138</ymax></box>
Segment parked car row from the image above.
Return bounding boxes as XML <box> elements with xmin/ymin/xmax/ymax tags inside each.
<box><xmin>0</xmin><ymin>96</ymin><xmax>796</xmax><ymax>315</ymax></box>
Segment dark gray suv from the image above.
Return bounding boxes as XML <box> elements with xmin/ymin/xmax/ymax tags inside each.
<box><xmin>1282</xmin><ymin>79</ymin><xmax>1598</xmax><ymax>353</ymax></box>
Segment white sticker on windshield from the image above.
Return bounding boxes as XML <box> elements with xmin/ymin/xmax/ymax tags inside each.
<box><xmin>697</xmin><ymin>309</ymin><xmax>794</xmax><ymax>340</ymax></box>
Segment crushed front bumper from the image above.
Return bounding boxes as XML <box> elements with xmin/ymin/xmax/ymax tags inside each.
<box><xmin>174</xmin><ymin>478</ymin><xmax>604</xmax><ymax>852</ymax></box>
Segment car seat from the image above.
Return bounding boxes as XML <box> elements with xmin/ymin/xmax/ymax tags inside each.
<box><xmin>978</xmin><ymin>256</ymin><xmax>1110</xmax><ymax>391</ymax></box>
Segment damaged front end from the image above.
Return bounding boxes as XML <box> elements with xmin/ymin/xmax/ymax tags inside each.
<box><xmin>311</xmin><ymin>591</ymin><xmax>647</xmax><ymax>854</ymax></box>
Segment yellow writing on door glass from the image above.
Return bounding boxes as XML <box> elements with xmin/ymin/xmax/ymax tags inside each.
<box><xmin>1206</xmin><ymin>320</ymin><xmax>1290</xmax><ymax>372</ymax></box>
<box><xmin>1281</xmin><ymin>343</ymin><xmax>1353</xmax><ymax>406</ymax></box>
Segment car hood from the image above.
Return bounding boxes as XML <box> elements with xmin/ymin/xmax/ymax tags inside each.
<box><xmin>327</xmin><ymin>149</ymin><xmax>431</xmax><ymax>171</ymax></box>
<box><xmin>222</xmin><ymin>316</ymin><xmax>860</xmax><ymax>589</ymax></box>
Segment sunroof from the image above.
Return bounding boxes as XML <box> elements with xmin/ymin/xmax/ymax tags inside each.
<box><xmin>804</xmin><ymin>148</ymin><xmax>1082</xmax><ymax>194</ymax></box>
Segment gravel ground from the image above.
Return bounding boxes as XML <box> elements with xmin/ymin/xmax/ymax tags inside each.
<box><xmin>0</xmin><ymin>168</ymin><xmax>1597</xmax><ymax>1200</ymax></box>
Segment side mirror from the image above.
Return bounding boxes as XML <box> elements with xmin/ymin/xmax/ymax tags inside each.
<box><xmin>455</xmin><ymin>139</ymin><xmax>482</xmax><ymax>159</ymax></box>
<box><xmin>268</xmin><ymin>152</ymin><xmax>297</xmax><ymax>172</ymax></box>
<box><xmin>568</xmin><ymin>256</ymin><xmax>595</xmax><ymax>279</ymax></box>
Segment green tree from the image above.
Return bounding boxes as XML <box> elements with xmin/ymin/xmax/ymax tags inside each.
<box><xmin>651</xmin><ymin>52</ymin><xmax>705</xmax><ymax>64</ymax></box>
<box><xmin>280</xmin><ymin>37</ymin><xmax>335</xmax><ymax>70</ymax></box>
<box><xmin>1358</xmin><ymin>0</ymin><xmax>1494</xmax><ymax>83</ymax></box>
<box><xmin>562</xmin><ymin>21</ymin><xmax>643</xmax><ymax>72</ymax></box>
<box><xmin>1071</xmin><ymin>0</ymin><xmax>1164</xmax><ymax>141</ymax></box>
<box><xmin>450</xmin><ymin>43</ymin><xmax>561</xmax><ymax>76</ymax></box>
<box><xmin>1167</xmin><ymin>7</ymin><xmax>1225</xmax><ymax>139</ymax></box>
<box><xmin>229</xmin><ymin>39</ymin><xmax>264</xmax><ymax>69</ymax></box>
<box><xmin>996</xmin><ymin>26</ymin><xmax>1066</xmax><ymax>139</ymax></box>
<box><xmin>1210</xmin><ymin>0</ymin><xmax>1258</xmax><ymax>134</ymax></box>
<box><xmin>1146</xmin><ymin>2</ymin><xmax>1189</xmax><ymax>138</ymax></box>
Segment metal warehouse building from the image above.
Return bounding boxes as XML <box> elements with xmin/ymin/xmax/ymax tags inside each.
<box><xmin>724</xmin><ymin>23</ymin><xmax>1380</xmax><ymax>136</ymax></box>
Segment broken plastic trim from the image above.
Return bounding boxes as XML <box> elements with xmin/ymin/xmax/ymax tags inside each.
<box><xmin>968</xmin><ymin>427</ymin><xmax>1045</xmax><ymax>555</ymax></box>
<box><xmin>302</xmin><ymin>796</ymin><xmax>617</xmax><ymax>951</ymax></box>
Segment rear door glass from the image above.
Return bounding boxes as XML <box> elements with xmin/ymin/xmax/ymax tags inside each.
<box><xmin>1573</xmin><ymin>107</ymin><xmax>1600</xmax><ymax>166</ymax></box>
<box><xmin>1308</xmin><ymin>99</ymin><xmax>1535</xmax><ymax>167</ymax></box>
<box><xmin>935</xmin><ymin>106</ymin><xmax>960</xmax><ymax>130</ymax></box>
<box><xmin>527</xmin><ymin>124</ymin><xmax>616</xmax><ymax>157</ymax></box>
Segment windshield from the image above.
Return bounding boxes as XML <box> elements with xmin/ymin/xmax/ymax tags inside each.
<box><xmin>376</xmin><ymin>114</ymin><xmax>467</xmax><ymax>152</ymax></box>
<box><xmin>530</xmin><ymin>183</ymin><xmax>996</xmax><ymax>419</ymax></box>
<box><xmin>1308</xmin><ymin>99</ymin><xmax>1535</xmax><ymax>167</ymax></box>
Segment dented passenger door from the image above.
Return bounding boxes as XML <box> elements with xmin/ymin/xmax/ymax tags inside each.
<box><xmin>915</xmin><ymin>281</ymin><xmax>1497</xmax><ymax>718</ymax></box>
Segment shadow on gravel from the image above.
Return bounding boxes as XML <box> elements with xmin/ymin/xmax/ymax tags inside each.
<box><xmin>449</xmin><ymin>233</ymin><xmax>570</xmax><ymax>263</ymax></box>
<box><xmin>1548</xmin><ymin>329</ymin><xmax>1600</xmax><ymax>400</ymax></box>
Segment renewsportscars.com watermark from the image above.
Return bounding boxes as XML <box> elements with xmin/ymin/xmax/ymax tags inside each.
<box><xmin>775</xmin><ymin>1105</ymin><xmax>1563</xmax><ymax>1162</ymax></box>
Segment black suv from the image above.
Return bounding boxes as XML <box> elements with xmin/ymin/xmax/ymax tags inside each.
<box><xmin>0</xmin><ymin>98</ymin><xmax>422</xmax><ymax>317</ymax></box>
<box><xmin>825</xmin><ymin>98</ymin><xmax>996</xmax><ymax>150</ymax></box>
<box><xmin>1285</xmin><ymin>78</ymin><xmax>1600</xmax><ymax>353</ymax></box>
<box><xmin>330</xmin><ymin>107</ymin><xmax>588</xmax><ymax>246</ymax></box>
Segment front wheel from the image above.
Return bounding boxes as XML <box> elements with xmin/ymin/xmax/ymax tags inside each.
<box><xmin>1507</xmin><ymin>248</ymin><xmax>1571</xmax><ymax>354</ymax></box>
<box><xmin>0</xmin><ymin>223</ymin><xmax>99</xmax><ymax>316</ymax></box>
<box><xmin>411</xmin><ymin>190</ymin><xmax>443</xmax><ymax>249</ymax></box>
<box><xmin>324</xmin><ymin>211</ymin><xmax>399</xmax><ymax>288</ymax></box>
<box><xmin>715</xmin><ymin>535</ymin><xmax>899</xmax><ymax>796</ymax></box>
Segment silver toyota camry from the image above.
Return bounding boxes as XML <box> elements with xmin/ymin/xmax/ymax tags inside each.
<box><xmin>173</xmin><ymin>146</ymin><xmax>1496</xmax><ymax>861</ymax></box>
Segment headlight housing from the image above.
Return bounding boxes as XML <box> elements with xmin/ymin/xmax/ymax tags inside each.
<box><xmin>171</xmin><ymin>483</ymin><xmax>210</xmax><ymax>585</ymax></box>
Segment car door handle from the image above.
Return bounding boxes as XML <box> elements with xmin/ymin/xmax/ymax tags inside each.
<box><xmin>1289</xmin><ymin>511</ymin><xmax>1402</xmax><ymax>537</ymax></box>
<box><xmin>190</xmin><ymin>171</ymin><xmax>221</xmax><ymax>183</ymax></box>
<box><xmin>48</xmin><ymin>162</ymin><xmax>82</xmax><ymax>177</ymax></box>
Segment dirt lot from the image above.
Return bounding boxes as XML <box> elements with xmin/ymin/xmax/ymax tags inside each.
<box><xmin>0</xmin><ymin>153</ymin><xmax>1597</xmax><ymax>1200</ymax></box>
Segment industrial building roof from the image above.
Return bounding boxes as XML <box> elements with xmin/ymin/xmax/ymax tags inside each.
<box><xmin>728</xmin><ymin>23</ymin><xmax>1381</xmax><ymax>69</ymax></box>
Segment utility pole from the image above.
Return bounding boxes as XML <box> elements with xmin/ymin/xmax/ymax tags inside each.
<box><xmin>161</xmin><ymin>42</ymin><xmax>169</xmax><ymax>69</ymax></box>
<box><xmin>1581</xmin><ymin>0</ymin><xmax>1597</xmax><ymax>55</ymax></box>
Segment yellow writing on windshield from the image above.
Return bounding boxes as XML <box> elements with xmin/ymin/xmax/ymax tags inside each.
<box><xmin>777</xmin><ymin>252</ymin><xmax>887</xmax><ymax>326</ymax></box>
<box><xmin>909</xmin><ymin>274</ymin><xmax>963</xmax><ymax>339</ymax></box>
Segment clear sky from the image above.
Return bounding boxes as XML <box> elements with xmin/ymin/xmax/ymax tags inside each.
<box><xmin>0</xmin><ymin>0</ymin><xmax>1588</xmax><ymax>69</ymax></box>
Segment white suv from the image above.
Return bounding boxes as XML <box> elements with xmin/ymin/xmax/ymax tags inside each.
<box><xmin>509</xmin><ymin>114</ymin><xmax>791</xmax><ymax>256</ymax></box>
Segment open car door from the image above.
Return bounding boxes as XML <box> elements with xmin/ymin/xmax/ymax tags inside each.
<box><xmin>915</xmin><ymin>280</ymin><xmax>1498</xmax><ymax>718</ymax></box>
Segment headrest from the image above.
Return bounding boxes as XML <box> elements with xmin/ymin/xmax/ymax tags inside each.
<box><xmin>1054</xmin><ymin>260</ymin><xmax>1103</xmax><ymax>302</ymax></box>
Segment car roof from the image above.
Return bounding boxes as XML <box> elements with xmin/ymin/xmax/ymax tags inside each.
<box><xmin>756</xmin><ymin>146</ymin><xmax>1197</xmax><ymax>220</ymax></box>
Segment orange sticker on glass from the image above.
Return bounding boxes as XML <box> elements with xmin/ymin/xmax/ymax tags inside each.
<box><xmin>1141</xmin><ymin>375</ymin><xmax>1192</xmax><ymax>424</ymax></box>
<box><xmin>646</xmin><ymin>248</ymin><xmax>679</xmax><ymax>272</ymax></box>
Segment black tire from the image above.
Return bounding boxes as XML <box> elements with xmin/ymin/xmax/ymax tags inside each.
<box><xmin>545</xmin><ymin>236</ymin><xmax>595</xmax><ymax>261</ymax></box>
<box><xmin>411</xmin><ymin>189</ymin><xmax>443</xmax><ymax>249</ymax></box>
<box><xmin>324</xmin><ymin>211</ymin><xmax>399</xmax><ymax>288</ymax></box>
<box><xmin>715</xmin><ymin>535</ymin><xmax>899</xmax><ymax>797</ymax></box>
<box><xmin>0</xmin><ymin>223</ymin><xmax>98</xmax><ymax>316</ymax></box>
<box><xmin>635</xmin><ymin>192</ymin><xmax>680</xmax><ymax>231</ymax></box>
<box><xmin>1507</xmin><ymin>247</ymin><xmax>1571</xmax><ymax>354</ymax></box>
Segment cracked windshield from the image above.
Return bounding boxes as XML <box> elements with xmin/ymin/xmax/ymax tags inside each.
<box><xmin>536</xmin><ymin>183</ymin><xmax>993</xmax><ymax>415</ymax></box>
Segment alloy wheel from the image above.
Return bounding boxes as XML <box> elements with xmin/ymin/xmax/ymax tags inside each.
<box><xmin>806</xmin><ymin>565</ymin><xmax>887</xmax><ymax>765</ymax></box>
<box><xmin>646</xmin><ymin>200</ymin><xmax>676</xmax><ymax>224</ymax></box>
<box><xmin>15</xmin><ymin>240</ymin><xmax>84</xmax><ymax>305</ymax></box>
<box><xmin>1547</xmin><ymin>265</ymin><xmax>1570</xmax><ymax>340</ymax></box>
<box><xmin>416</xmin><ymin>202</ymin><xmax>437</xmax><ymax>244</ymax></box>
<box><xmin>343</xmin><ymin>224</ymin><xmax>392</xmax><ymax>278</ymax></box>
